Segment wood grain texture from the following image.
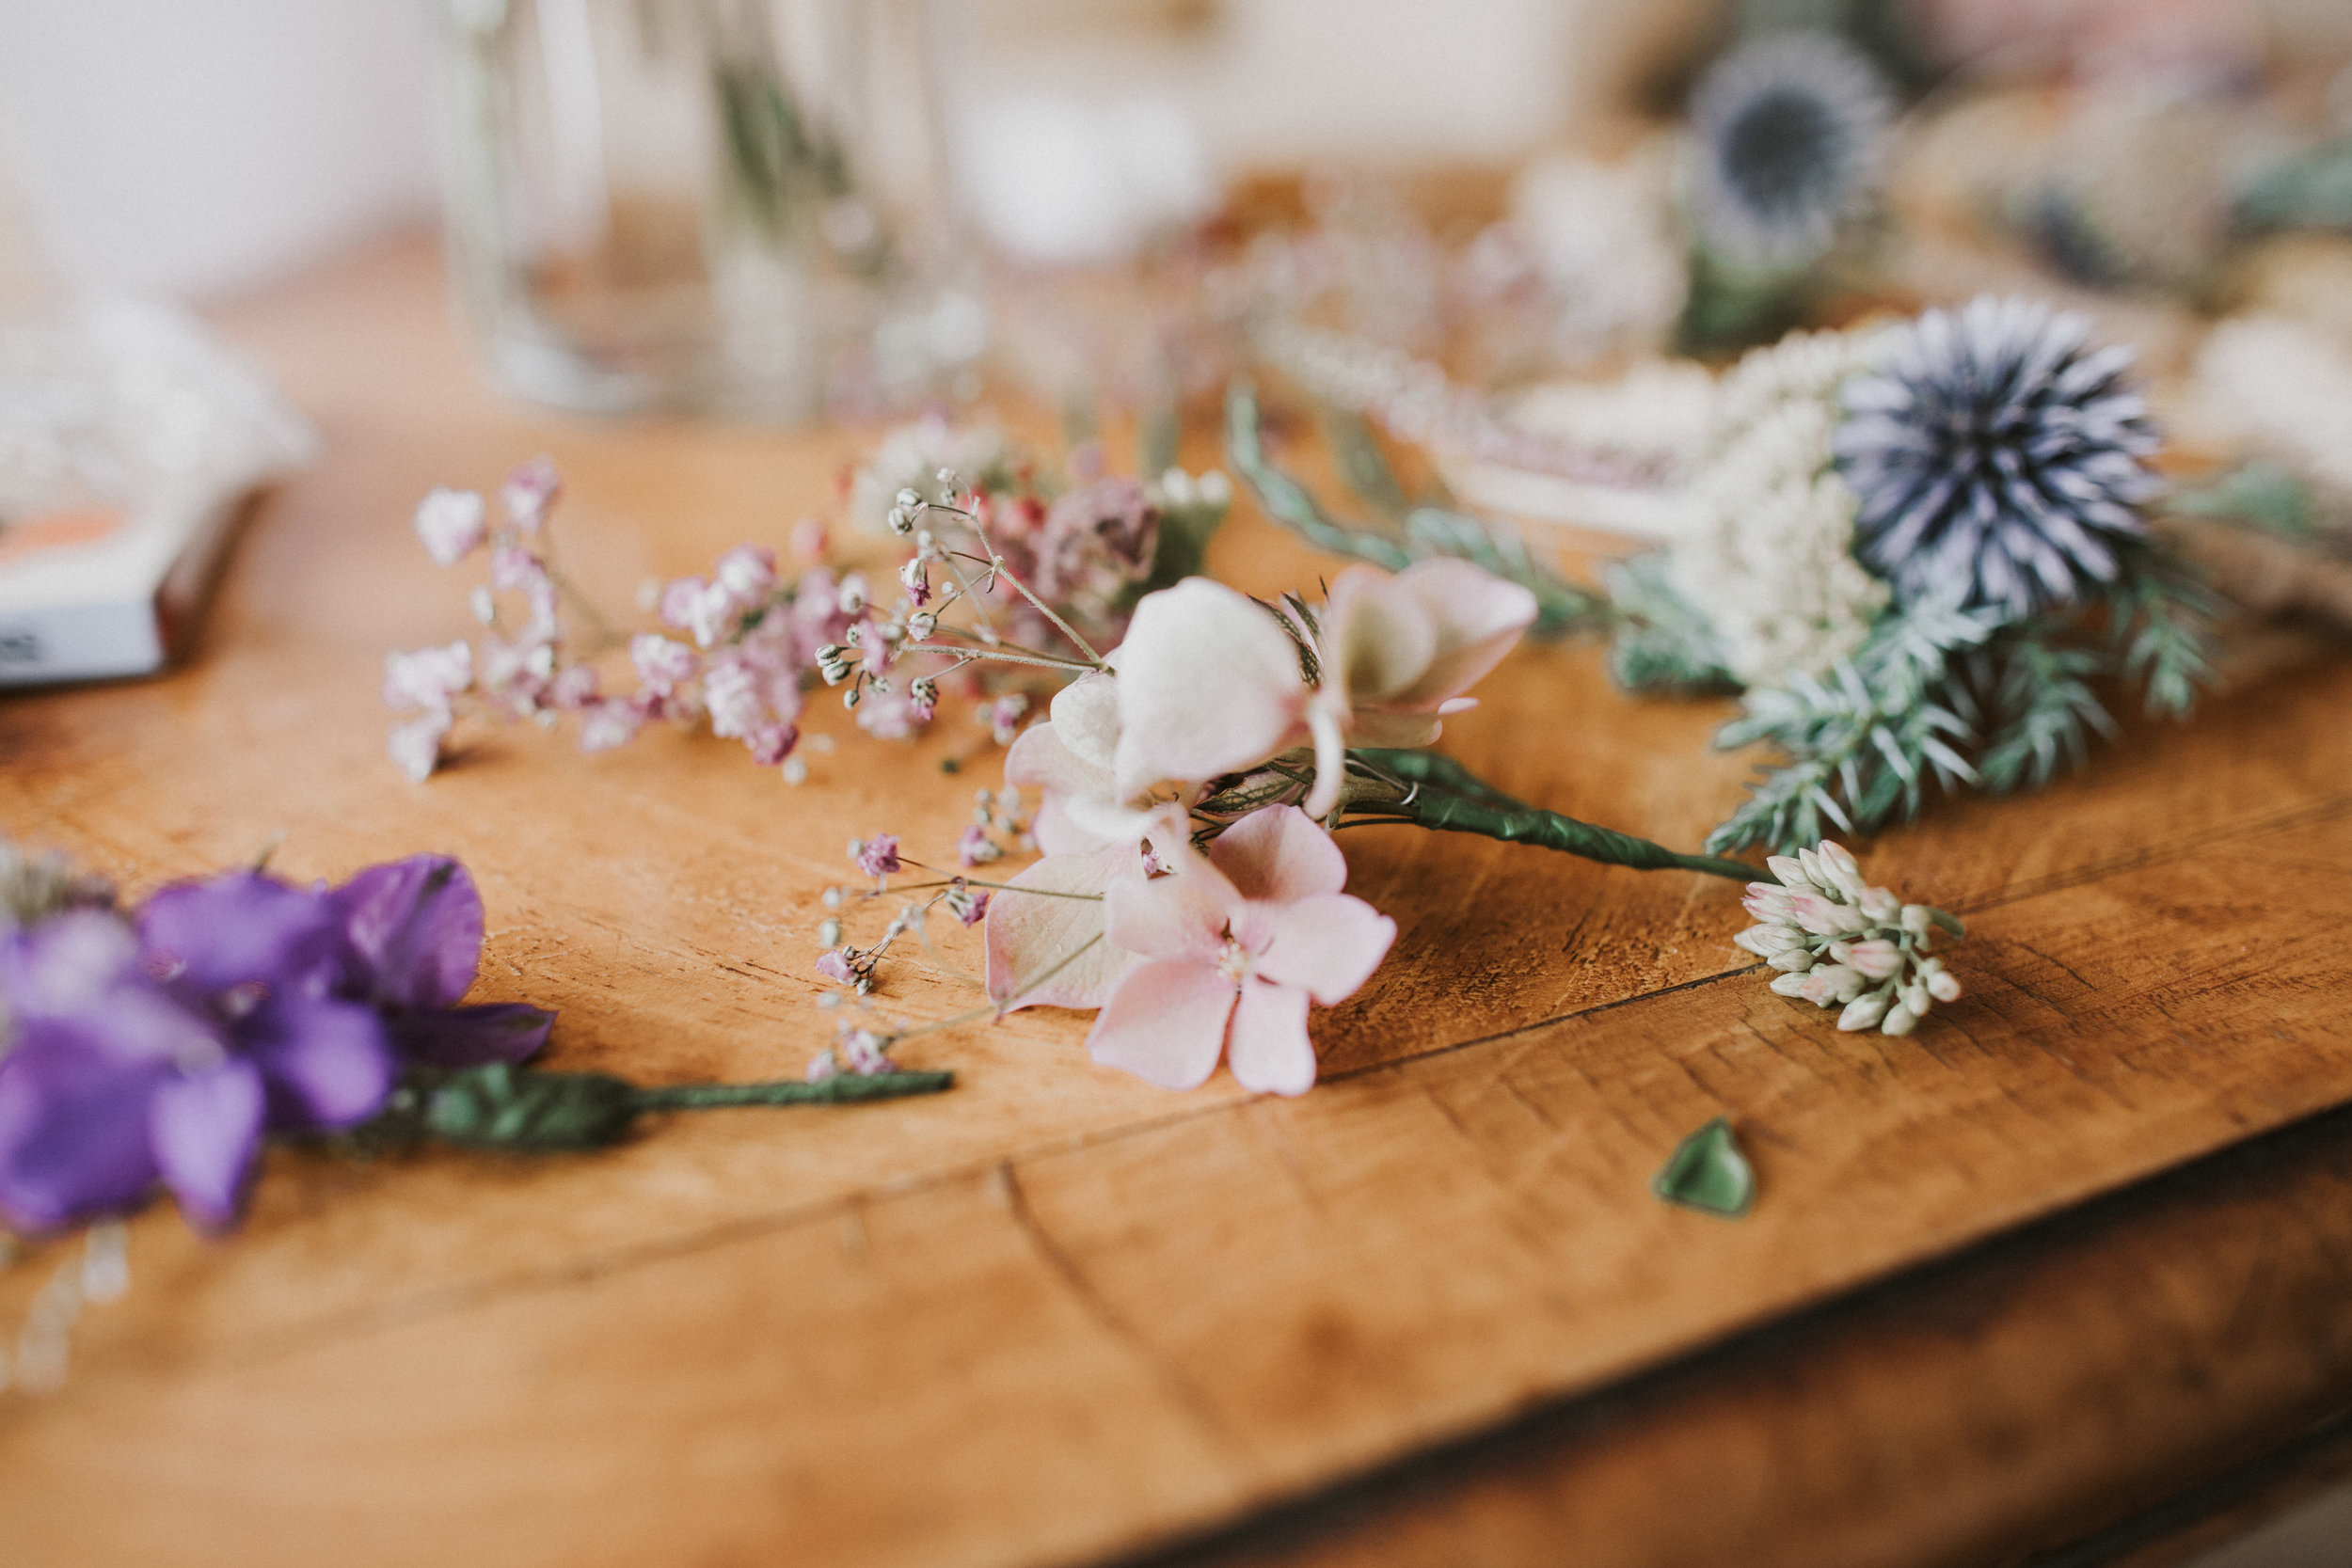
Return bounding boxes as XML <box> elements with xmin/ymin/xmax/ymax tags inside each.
<box><xmin>1</xmin><ymin>234</ymin><xmax>2349</xmax><ymax>1567</ymax></box>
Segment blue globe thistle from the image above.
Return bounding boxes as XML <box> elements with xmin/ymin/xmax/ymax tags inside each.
<box><xmin>1688</xmin><ymin>33</ymin><xmax>1893</xmax><ymax>270</ymax></box>
<box><xmin>1833</xmin><ymin>295</ymin><xmax>2162</xmax><ymax>618</ymax></box>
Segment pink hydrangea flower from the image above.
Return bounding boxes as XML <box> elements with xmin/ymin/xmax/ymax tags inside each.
<box><xmin>578</xmin><ymin>699</ymin><xmax>644</xmax><ymax>753</ymax></box>
<box><xmin>1111</xmin><ymin>560</ymin><xmax>1536</xmax><ymax>817</ymax></box>
<box><xmin>412</xmin><ymin>488</ymin><xmax>486</xmax><ymax>567</ymax></box>
<box><xmin>1085</xmin><ymin>805</ymin><xmax>1395</xmax><ymax>1096</ymax></box>
<box><xmin>630</xmin><ymin>634</ymin><xmax>698</xmax><ymax>696</ymax></box>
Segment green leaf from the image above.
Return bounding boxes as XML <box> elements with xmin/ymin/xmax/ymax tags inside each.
<box><xmin>1652</xmin><ymin>1117</ymin><xmax>1756</xmax><ymax>1218</ymax></box>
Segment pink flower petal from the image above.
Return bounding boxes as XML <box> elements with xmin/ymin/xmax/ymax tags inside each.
<box><xmin>1085</xmin><ymin>960</ymin><xmax>1238</xmax><ymax>1091</ymax></box>
<box><xmin>1112</xmin><ymin>578</ymin><xmax>1308</xmax><ymax>800</ymax></box>
<box><xmin>1004</xmin><ymin>721</ymin><xmax>1117</xmax><ymax>857</ymax></box>
<box><xmin>1207</xmin><ymin>805</ymin><xmax>1349</xmax><ymax>902</ymax></box>
<box><xmin>983</xmin><ymin>844</ymin><xmax>1142</xmax><ymax>1011</ymax></box>
<box><xmin>1225</xmin><ymin>980</ymin><xmax>1317</xmax><ymax>1096</ymax></box>
<box><xmin>1105</xmin><ymin>871</ymin><xmax>1229</xmax><ymax>964</ymax></box>
<box><xmin>1318</xmin><ymin>565</ymin><xmax>1439</xmax><ymax>710</ymax></box>
<box><xmin>1380</xmin><ymin>558</ymin><xmax>1538</xmax><ymax>712</ymax></box>
<box><xmin>1253</xmin><ymin>893</ymin><xmax>1395</xmax><ymax>1005</ymax></box>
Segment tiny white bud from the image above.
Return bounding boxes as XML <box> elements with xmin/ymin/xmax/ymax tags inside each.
<box><xmin>1859</xmin><ymin>887</ymin><xmax>1901</xmax><ymax>923</ymax></box>
<box><xmin>820</xmin><ymin>886</ymin><xmax>842</xmax><ymax>909</ymax></box>
<box><xmin>1901</xmin><ymin>980</ymin><xmax>1931</xmax><ymax>1016</ymax></box>
<box><xmin>1767</xmin><ymin>855</ymin><xmax>1816</xmax><ymax>892</ymax></box>
<box><xmin>1900</xmin><ymin>905</ymin><xmax>1932</xmax><ymax>939</ymax></box>
<box><xmin>782</xmin><ymin>756</ymin><xmax>809</xmax><ymax>785</ymax></box>
<box><xmin>1927</xmin><ymin>969</ymin><xmax>1963</xmax><ymax>1003</ymax></box>
<box><xmin>470</xmin><ymin>585</ymin><xmax>498</xmax><ymax>625</ymax></box>
<box><xmin>838</xmin><ymin>582</ymin><xmax>866</xmax><ymax>615</ymax></box>
<box><xmin>887</xmin><ymin>507</ymin><xmax>914</xmax><ymax>535</ymax></box>
<box><xmin>896</xmin><ymin>488</ymin><xmax>921</xmax><ymax>510</ymax></box>
<box><xmin>1880</xmin><ymin>1003</ymin><xmax>1917</xmax><ymax>1037</ymax></box>
<box><xmin>907</xmin><ymin>612</ymin><xmax>936</xmax><ymax>641</ymax></box>
<box><xmin>1198</xmin><ymin>470</ymin><xmax>1232</xmax><ymax>504</ymax></box>
<box><xmin>1769</xmin><ymin>971</ymin><xmax>1812</xmax><ymax>997</ymax></box>
<box><xmin>1837</xmin><ymin>992</ymin><xmax>1891</xmax><ymax>1032</ymax></box>
<box><xmin>1768</xmin><ymin>947</ymin><xmax>1816</xmax><ymax>972</ymax></box>
<box><xmin>935</xmin><ymin>467</ymin><xmax>957</xmax><ymax>485</ymax></box>
<box><xmin>843</xmin><ymin>686</ymin><xmax>862</xmax><ymax>710</ymax></box>
<box><xmin>818</xmin><ymin>918</ymin><xmax>842</xmax><ymax>947</ymax></box>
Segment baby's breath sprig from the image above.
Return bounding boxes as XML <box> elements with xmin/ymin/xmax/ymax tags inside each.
<box><xmin>1737</xmin><ymin>840</ymin><xmax>1963</xmax><ymax>1037</ymax></box>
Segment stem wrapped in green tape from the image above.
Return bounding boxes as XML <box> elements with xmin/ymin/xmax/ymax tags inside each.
<box><xmin>1346</xmin><ymin>749</ymin><xmax>1756</xmax><ymax>882</ymax></box>
<box><xmin>355</xmin><ymin>1061</ymin><xmax>956</xmax><ymax>1153</ymax></box>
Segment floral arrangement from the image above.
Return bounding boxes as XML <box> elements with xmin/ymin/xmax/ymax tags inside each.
<box><xmin>1230</xmin><ymin>294</ymin><xmax>2219</xmax><ymax>857</ymax></box>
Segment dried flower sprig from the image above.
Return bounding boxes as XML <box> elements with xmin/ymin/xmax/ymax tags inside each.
<box><xmin>387</xmin><ymin>430</ymin><xmax>1233</xmax><ymax>783</ymax></box>
<box><xmin>1737</xmin><ymin>840</ymin><xmax>1963</xmax><ymax>1037</ymax></box>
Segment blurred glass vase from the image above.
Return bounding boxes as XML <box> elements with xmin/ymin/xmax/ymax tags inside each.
<box><xmin>439</xmin><ymin>0</ymin><xmax>979</xmax><ymax>421</ymax></box>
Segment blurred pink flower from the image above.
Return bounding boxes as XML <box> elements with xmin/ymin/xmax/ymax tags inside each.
<box><xmin>1085</xmin><ymin>805</ymin><xmax>1394</xmax><ymax>1097</ymax></box>
<box><xmin>412</xmin><ymin>488</ymin><xmax>486</xmax><ymax>567</ymax></box>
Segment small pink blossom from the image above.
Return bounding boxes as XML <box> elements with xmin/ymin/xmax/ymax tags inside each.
<box><xmin>747</xmin><ymin>724</ymin><xmax>799</xmax><ymax>767</ymax></box>
<box><xmin>851</xmin><ymin>835</ymin><xmax>901</xmax><ymax>878</ymax></box>
<box><xmin>630</xmin><ymin>634</ymin><xmax>698</xmax><ymax>696</ymax></box>
<box><xmin>899</xmin><ymin>556</ymin><xmax>931</xmax><ymax>608</ymax></box>
<box><xmin>578</xmin><ymin>699</ymin><xmax>644</xmax><ymax>752</ymax></box>
<box><xmin>382</xmin><ymin>641</ymin><xmax>473</xmax><ymax>713</ymax></box>
<box><xmin>1085</xmin><ymin>806</ymin><xmax>1395</xmax><ymax>1097</ymax></box>
<box><xmin>815</xmin><ymin>949</ymin><xmax>858</xmax><ymax>984</ymax></box>
<box><xmin>501</xmin><ymin>456</ymin><xmax>561</xmax><ymax>531</ymax></box>
<box><xmin>702</xmin><ymin>658</ymin><xmax>767</xmax><ymax>739</ymax></box>
<box><xmin>854</xmin><ymin>689</ymin><xmax>927</xmax><ymax>740</ymax></box>
<box><xmin>412</xmin><ymin>488</ymin><xmax>486</xmax><ymax>566</ymax></box>
<box><xmin>953</xmin><ymin>888</ymin><xmax>991</xmax><ymax>927</ymax></box>
<box><xmin>479</xmin><ymin>635</ymin><xmax>557</xmax><ymax>713</ymax></box>
<box><xmin>957</xmin><ymin>825</ymin><xmax>1001</xmax><ymax>867</ymax></box>
<box><xmin>388</xmin><ymin>713</ymin><xmax>451</xmax><ymax>783</ymax></box>
<box><xmin>713</xmin><ymin>544</ymin><xmax>777</xmax><ymax>603</ymax></box>
<box><xmin>547</xmin><ymin>664</ymin><xmax>600</xmax><ymax>711</ymax></box>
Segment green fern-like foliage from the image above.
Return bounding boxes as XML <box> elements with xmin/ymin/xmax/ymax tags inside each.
<box><xmin>1224</xmin><ymin>383</ymin><xmax>1607</xmax><ymax>640</ymax></box>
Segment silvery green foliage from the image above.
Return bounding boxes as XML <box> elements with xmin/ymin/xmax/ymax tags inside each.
<box><xmin>1687</xmin><ymin>33</ymin><xmax>1894</xmax><ymax>271</ymax></box>
<box><xmin>1835</xmin><ymin>295</ymin><xmax>2162</xmax><ymax>618</ymax></box>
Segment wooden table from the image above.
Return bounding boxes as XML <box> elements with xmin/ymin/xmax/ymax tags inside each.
<box><xmin>7</xmin><ymin>236</ymin><xmax>2352</xmax><ymax>1568</ymax></box>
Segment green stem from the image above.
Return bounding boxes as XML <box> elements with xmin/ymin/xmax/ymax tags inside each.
<box><xmin>632</xmin><ymin>1071</ymin><xmax>952</xmax><ymax>1109</ymax></box>
<box><xmin>1377</xmin><ymin>791</ymin><xmax>1756</xmax><ymax>881</ymax></box>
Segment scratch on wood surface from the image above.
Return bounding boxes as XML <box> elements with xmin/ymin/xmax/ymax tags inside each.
<box><xmin>993</xmin><ymin>1161</ymin><xmax>1245</xmax><ymax>1460</ymax></box>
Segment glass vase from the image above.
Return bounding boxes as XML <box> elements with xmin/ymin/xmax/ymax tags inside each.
<box><xmin>437</xmin><ymin>0</ymin><xmax>981</xmax><ymax>422</ymax></box>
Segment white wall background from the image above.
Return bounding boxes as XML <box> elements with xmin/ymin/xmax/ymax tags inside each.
<box><xmin>0</xmin><ymin>0</ymin><xmax>441</xmax><ymax>303</ymax></box>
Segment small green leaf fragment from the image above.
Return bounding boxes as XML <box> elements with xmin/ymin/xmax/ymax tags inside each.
<box><xmin>1653</xmin><ymin>1116</ymin><xmax>1756</xmax><ymax>1218</ymax></box>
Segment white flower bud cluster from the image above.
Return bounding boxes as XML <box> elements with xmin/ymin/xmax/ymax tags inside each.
<box><xmin>1736</xmin><ymin>839</ymin><xmax>1963</xmax><ymax>1037</ymax></box>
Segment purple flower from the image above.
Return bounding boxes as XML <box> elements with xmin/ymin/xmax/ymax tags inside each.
<box><xmin>850</xmin><ymin>835</ymin><xmax>902</xmax><ymax>879</ymax></box>
<box><xmin>330</xmin><ymin>856</ymin><xmax>553</xmax><ymax>1070</ymax></box>
<box><xmin>0</xmin><ymin>855</ymin><xmax>552</xmax><ymax>1233</ymax></box>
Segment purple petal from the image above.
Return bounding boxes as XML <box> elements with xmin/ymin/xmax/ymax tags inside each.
<box><xmin>0</xmin><ymin>1024</ymin><xmax>168</xmax><ymax>1232</ymax></box>
<box><xmin>150</xmin><ymin>1061</ymin><xmax>265</xmax><ymax>1230</ymax></box>
<box><xmin>138</xmin><ymin>873</ymin><xmax>345</xmax><ymax>995</ymax></box>
<box><xmin>239</xmin><ymin>996</ymin><xmax>394</xmax><ymax>1132</ymax></box>
<box><xmin>390</xmin><ymin>1003</ymin><xmax>553</xmax><ymax>1069</ymax></box>
<box><xmin>331</xmin><ymin>856</ymin><xmax>484</xmax><ymax>1010</ymax></box>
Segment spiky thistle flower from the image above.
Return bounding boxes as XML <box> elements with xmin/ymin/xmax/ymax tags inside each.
<box><xmin>1687</xmin><ymin>33</ymin><xmax>1893</xmax><ymax>271</ymax></box>
<box><xmin>1834</xmin><ymin>295</ymin><xmax>2162</xmax><ymax>620</ymax></box>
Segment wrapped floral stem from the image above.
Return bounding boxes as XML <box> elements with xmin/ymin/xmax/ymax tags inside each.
<box><xmin>1338</xmin><ymin>750</ymin><xmax>1756</xmax><ymax>881</ymax></box>
<box><xmin>349</xmin><ymin>1062</ymin><xmax>953</xmax><ymax>1154</ymax></box>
